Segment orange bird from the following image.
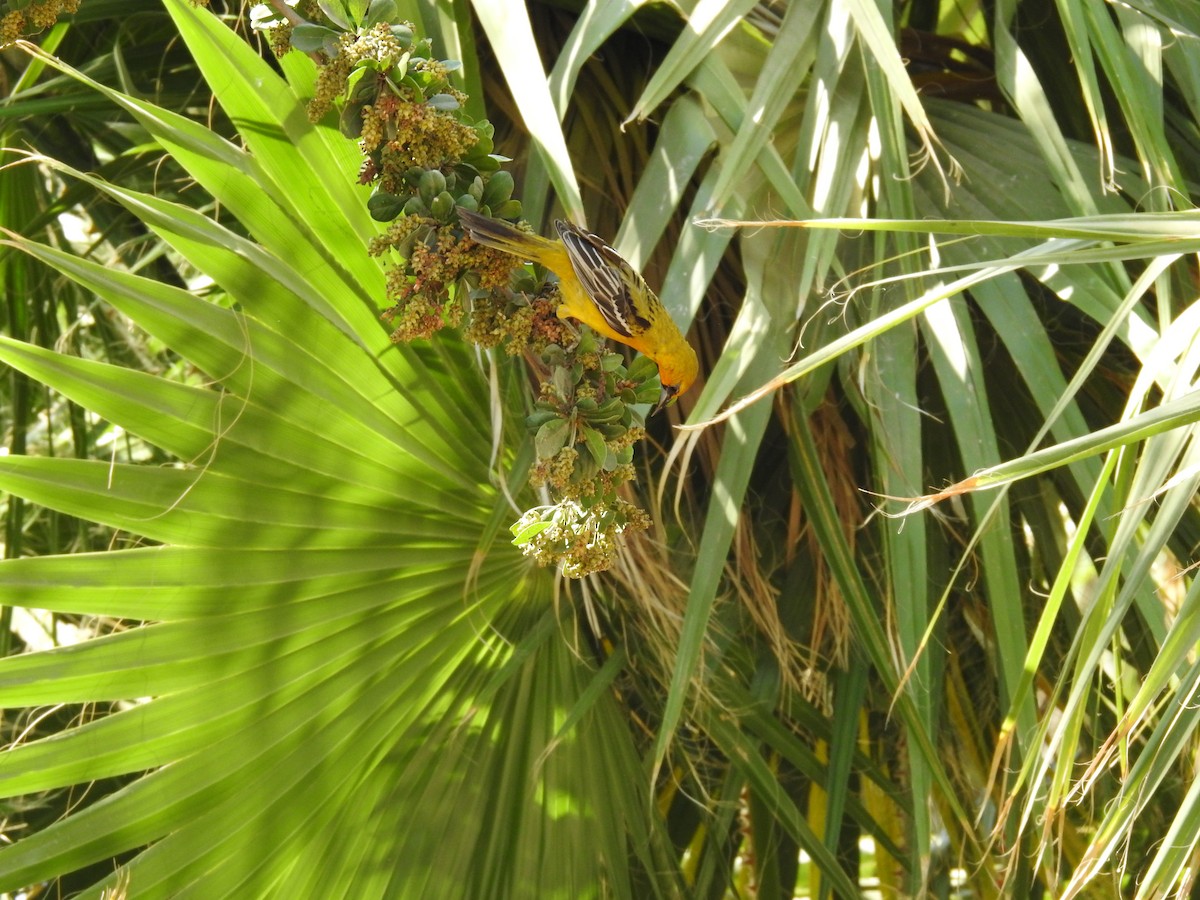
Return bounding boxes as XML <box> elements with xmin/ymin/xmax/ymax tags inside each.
<box><xmin>458</xmin><ymin>208</ymin><xmax>698</xmax><ymax>413</ymax></box>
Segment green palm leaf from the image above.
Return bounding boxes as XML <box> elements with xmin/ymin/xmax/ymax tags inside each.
<box><xmin>0</xmin><ymin>2</ymin><xmax>679</xmax><ymax>896</ymax></box>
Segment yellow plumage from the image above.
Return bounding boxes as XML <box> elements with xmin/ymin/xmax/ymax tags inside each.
<box><xmin>458</xmin><ymin>208</ymin><xmax>699</xmax><ymax>412</ymax></box>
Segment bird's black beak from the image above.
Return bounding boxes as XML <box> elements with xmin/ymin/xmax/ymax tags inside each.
<box><xmin>652</xmin><ymin>383</ymin><xmax>679</xmax><ymax>416</ymax></box>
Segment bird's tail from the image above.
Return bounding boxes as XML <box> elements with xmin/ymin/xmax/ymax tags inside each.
<box><xmin>457</xmin><ymin>207</ymin><xmax>556</xmax><ymax>261</ymax></box>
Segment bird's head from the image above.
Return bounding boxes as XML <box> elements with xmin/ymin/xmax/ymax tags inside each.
<box><xmin>652</xmin><ymin>342</ymin><xmax>699</xmax><ymax>415</ymax></box>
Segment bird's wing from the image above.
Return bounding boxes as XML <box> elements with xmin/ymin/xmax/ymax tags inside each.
<box><xmin>555</xmin><ymin>220</ymin><xmax>652</xmax><ymax>338</ymax></box>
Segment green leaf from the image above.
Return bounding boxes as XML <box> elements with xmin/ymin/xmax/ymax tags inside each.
<box><xmin>317</xmin><ymin>0</ymin><xmax>354</xmax><ymax>30</ymax></box>
<box><xmin>363</xmin><ymin>0</ymin><xmax>398</xmax><ymax>28</ymax></box>
<box><xmin>581</xmin><ymin>426</ymin><xmax>607</xmax><ymax>468</ymax></box>
<box><xmin>478</xmin><ymin>170</ymin><xmax>512</xmax><ymax>208</ymax></box>
<box><xmin>291</xmin><ymin>23</ymin><xmax>341</xmax><ymax>53</ymax></box>
<box><xmin>426</xmin><ymin>92</ymin><xmax>460</xmax><ymax>110</ymax></box>
<box><xmin>535</xmin><ymin>418</ymin><xmax>571</xmax><ymax>459</ymax></box>
<box><xmin>511</xmin><ymin>519</ymin><xmax>552</xmax><ymax>545</ymax></box>
<box><xmin>367</xmin><ymin>190</ymin><xmax>404</xmax><ymax>220</ymax></box>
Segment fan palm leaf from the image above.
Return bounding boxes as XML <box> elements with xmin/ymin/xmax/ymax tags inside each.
<box><xmin>0</xmin><ymin>3</ymin><xmax>682</xmax><ymax>896</ymax></box>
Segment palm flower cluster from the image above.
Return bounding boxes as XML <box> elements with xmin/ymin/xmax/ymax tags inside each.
<box><xmin>0</xmin><ymin>0</ymin><xmax>81</xmax><ymax>46</ymax></box>
<box><xmin>253</xmin><ymin>7</ymin><xmax>522</xmax><ymax>344</ymax></box>
<box><xmin>509</xmin><ymin>339</ymin><xmax>659</xmax><ymax>576</ymax></box>
<box><xmin>366</xmin><ymin>168</ymin><xmax>524</xmax><ymax>344</ymax></box>
<box><xmin>526</xmin><ymin>336</ymin><xmax>657</xmax><ymax>501</ymax></box>
<box><xmin>258</xmin><ymin>3</ymin><xmax>663</xmax><ymax>576</ymax></box>
<box><xmin>511</xmin><ymin>498</ymin><xmax>651</xmax><ymax>580</ymax></box>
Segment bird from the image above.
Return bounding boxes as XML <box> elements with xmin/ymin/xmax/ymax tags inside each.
<box><xmin>457</xmin><ymin>207</ymin><xmax>698</xmax><ymax>414</ymax></box>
